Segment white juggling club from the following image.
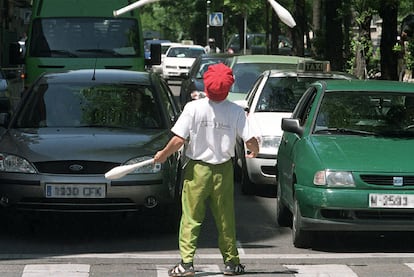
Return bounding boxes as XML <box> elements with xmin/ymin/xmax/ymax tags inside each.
<box><xmin>113</xmin><ymin>0</ymin><xmax>159</xmax><ymax>17</ymax></box>
<box><xmin>105</xmin><ymin>158</ymin><xmax>154</xmax><ymax>180</ymax></box>
<box><xmin>267</xmin><ymin>0</ymin><xmax>296</xmax><ymax>28</ymax></box>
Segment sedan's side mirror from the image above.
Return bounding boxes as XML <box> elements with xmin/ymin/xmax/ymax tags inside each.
<box><xmin>281</xmin><ymin>118</ymin><xmax>303</xmax><ymax>136</ymax></box>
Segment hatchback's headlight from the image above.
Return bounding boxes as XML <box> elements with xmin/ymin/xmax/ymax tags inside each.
<box><xmin>125</xmin><ymin>156</ymin><xmax>161</xmax><ymax>174</ymax></box>
<box><xmin>0</xmin><ymin>153</ymin><xmax>37</xmax><ymax>173</ymax></box>
<box><xmin>313</xmin><ymin>170</ymin><xmax>355</xmax><ymax>187</ymax></box>
<box><xmin>258</xmin><ymin>136</ymin><xmax>281</xmax><ymax>155</ymax></box>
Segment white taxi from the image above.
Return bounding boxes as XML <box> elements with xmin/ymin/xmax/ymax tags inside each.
<box><xmin>235</xmin><ymin>60</ymin><xmax>356</xmax><ymax>195</ymax></box>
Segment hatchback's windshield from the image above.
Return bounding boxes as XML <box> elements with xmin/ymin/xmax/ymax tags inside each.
<box><xmin>232</xmin><ymin>63</ymin><xmax>298</xmax><ymax>94</ymax></box>
<box><xmin>29</xmin><ymin>18</ymin><xmax>140</xmax><ymax>57</ymax></box>
<box><xmin>314</xmin><ymin>91</ymin><xmax>414</xmax><ymax>137</ymax></box>
<box><xmin>15</xmin><ymin>82</ymin><xmax>164</xmax><ymax>129</ymax></box>
<box><xmin>255</xmin><ymin>77</ymin><xmax>321</xmax><ymax>112</ymax></box>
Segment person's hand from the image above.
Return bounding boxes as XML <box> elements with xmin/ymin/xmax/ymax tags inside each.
<box><xmin>154</xmin><ymin>150</ymin><xmax>167</xmax><ymax>164</ymax></box>
<box><xmin>245</xmin><ymin>150</ymin><xmax>257</xmax><ymax>159</ymax></box>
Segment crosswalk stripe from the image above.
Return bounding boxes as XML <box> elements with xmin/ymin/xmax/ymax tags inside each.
<box><xmin>22</xmin><ymin>264</ymin><xmax>90</xmax><ymax>277</ymax></box>
<box><xmin>156</xmin><ymin>264</ymin><xmax>222</xmax><ymax>277</ymax></box>
<box><xmin>236</xmin><ymin>240</ymin><xmax>245</xmax><ymax>254</ymax></box>
<box><xmin>284</xmin><ymin>264</ymin><xmax>358</xmax><ymax>277</ymax></box>
<box><xmin>404</xmin><ymin>263</ymin><xmax>414</xmax><ymax>271</ymax></box>
<box><xmin>5</xmin><ymin>252</ymin><xmax>414</xmax><ymax>260</ymax></box>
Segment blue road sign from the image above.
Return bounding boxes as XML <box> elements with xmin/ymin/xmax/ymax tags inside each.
<box><xmin>209</xmin><ymin>12</ymin><xmax>223</xmax><ymax>27</ymax></box>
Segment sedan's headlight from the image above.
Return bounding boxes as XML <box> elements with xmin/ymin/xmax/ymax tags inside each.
<box><xmin>0</xmin><ymin>153</ymin><xmax>37</xmax><ymax>173</ymax></box>
<box><xmin>125</xmin><ymin>156</ymin><xmax>161</xmax><ymax>174</ymax></box>
<box><xmin>258</xmin><ymin>136</ymin><xmax>281</xmax><ymax>155</ymax></box>
<box><xmin>313</xmin><ymin>170</ymin><xmax>355</xmax><ymax>187</ymax></box>
<box><xmin>190</xmin><ymin>90</ymin><xmax>206</xmax><ymax>100</ymax></box>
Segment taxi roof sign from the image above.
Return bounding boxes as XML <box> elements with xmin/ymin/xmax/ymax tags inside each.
<box><xmin>297</xmin><ymin>60</ymin><xmax>330</xmax><ymax>73</ymax></box>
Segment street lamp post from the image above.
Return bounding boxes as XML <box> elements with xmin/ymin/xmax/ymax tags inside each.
<box><xmin>206</xmin><ymin>0</ymin><xmax>211</xmax><ymax>43</ymax></box>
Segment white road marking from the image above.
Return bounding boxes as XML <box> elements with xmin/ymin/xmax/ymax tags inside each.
<box><xmin>284</xmin><ymin>264</ymin><xmax>358</xmax><ymax>277</ymax></box>
<box><xmin>156</xmin><ymin>264</ymin><xmax>222</xmax><ymax>277</ymax></box>
<box><xmin>236</xmin><ymin>240</ymin><xmax>245</xmax><ymax>255</ymax></box>
<box><xmin>405</xmin><ymin>263</ymin><xmax>414</xmax><ymax>271</ymax></box>
<box><xmin>22</xmin><ymin>264</ymin><xmax>90</xmax><ymax>277</ymax></box>
<box><xmin>5</xmin><ymin>252</ymin><xmax>414</xmax><ymax>260</ymax></box>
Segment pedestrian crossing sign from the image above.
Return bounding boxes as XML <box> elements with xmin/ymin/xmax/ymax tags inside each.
<box><xmin>209</xmin><ymin>12</ymin><xmax>223</xmax><ymax>27</ymax></box>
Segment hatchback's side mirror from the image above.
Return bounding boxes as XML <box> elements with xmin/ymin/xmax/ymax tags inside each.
<box><xmin>281</xmin><ymin>118</ymin><xmax>303</xmax><ymax>136</ymax></box>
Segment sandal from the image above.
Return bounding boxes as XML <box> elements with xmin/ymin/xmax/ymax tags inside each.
<box><xmin>168</xmin><ymin>261</ymin><xmax>195</xmax><ymax>277</ymax></box>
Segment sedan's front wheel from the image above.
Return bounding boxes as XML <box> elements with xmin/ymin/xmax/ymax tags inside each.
<box><xmin>292</xmin><ymin>198</ymin><xmax>312</xmax><ymax>248</ymax></box>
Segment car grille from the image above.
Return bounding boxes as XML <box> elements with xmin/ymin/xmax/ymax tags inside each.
<box><xmin>360</xmin><ymin>175</ymin><xmax>414</xmax><ymax>186</ymax></box>
<box><xmin>261</xmin><ymin>165</ymin><xmax>276</xmax><ymax>176</ymax></box>
<box><xmin>321</xmin><ymin>209</ymin><xmax>414</xmax><ymax>221</ymax></box>
<box><xmin>34</xmin><ymin>161</ymin><xmax>119</xmax><ymax>174</ymax></box>
<box><xmin>16</xmin><ymin>197</ymin><xmax>140</xmax><ymax>212</ymax></box>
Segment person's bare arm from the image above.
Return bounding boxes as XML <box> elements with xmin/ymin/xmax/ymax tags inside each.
<box><xmin>245</xmin><ymin>137</ymin><xmax>259</xmax><ymax>158</ymax></box>
<box><xmin>153</xmin><ymin>135</ymin><xmax>186</xmax><ymax>163</ymax></box>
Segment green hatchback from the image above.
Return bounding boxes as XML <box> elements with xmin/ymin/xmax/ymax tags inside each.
<box><xmin>276</xmin><ymin>79</ymin><xmax>414</xmax><ymax>248</ymax></box>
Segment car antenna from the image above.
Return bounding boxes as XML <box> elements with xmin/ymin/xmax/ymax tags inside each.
<box><xmin>92</xmin><ymin>57</ymin><xmax>97</xmax><ymax>81</ymax></box>
<box><xmin>92</xmin><ymin>43</ymin><xmax>99</xmax><ymax>81</ymax></box>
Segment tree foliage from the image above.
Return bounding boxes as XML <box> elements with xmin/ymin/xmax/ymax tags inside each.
<box><xmin>140</xmin><ymin>0</ymin><xmax>414</xmax><ymax>80</ymax></box>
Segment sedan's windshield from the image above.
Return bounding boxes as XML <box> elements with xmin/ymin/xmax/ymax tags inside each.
<box><xmin>314</xmin><ymin>91</ymin><xmax>414</xmax><ymax>137</ymax></box>
<box><xmin>167</xmin><ymin>47</ymin><xmax>205</xmax><ymax>58</ymax></box>
<box><xmin>14</xmin><ymin>82</ymin><xmax>164</xmax><ymax>129</ymax></box>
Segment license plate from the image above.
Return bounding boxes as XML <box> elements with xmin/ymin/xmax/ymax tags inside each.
<box><xmin>45</xmin><ymin>184</ymin><xmax>106</xmax><ymax>198</ymax></box>
<box><xmin>369</xmin><ymin>193</ymin><xmax>414</xmax><ymax>208</ymax></box>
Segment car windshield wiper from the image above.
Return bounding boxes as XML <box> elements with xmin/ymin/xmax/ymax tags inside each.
<box><xmin>50</xmin><ymin>50</ymin><xmax>78</xmax><ymax>57</ymax></box>
<box><xmin>314</xmin><ymin>128</ymin><xmax>377</xmax><ymax>136</ymax></box>
<box><xmin>257</xmin><ymin>108</ymin><xmax>291</xmax><ymax>112</ymax></box>
<box><xmin>76</xmin><ymin>49</ymin><xmax>121</xmax><ymax>57</ymax></box>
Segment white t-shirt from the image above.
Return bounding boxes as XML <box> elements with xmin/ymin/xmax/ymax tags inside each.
<box><xmin>172</xmin><ymin>98</ymin><xmax>256</xmax><ymax>164</ymax></box>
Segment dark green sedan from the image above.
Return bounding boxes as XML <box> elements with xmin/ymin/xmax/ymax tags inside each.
<box><xmin>276</xmin><ymin>79</ymin><xmax>414</xmax><ymax>248</ymax></box>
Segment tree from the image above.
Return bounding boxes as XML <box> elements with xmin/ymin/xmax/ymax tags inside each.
<box><xmin>379</xmin><ymin>0</ymin><xmax>399</xmax><ymax>80</ymax></box>
<box><xmin>324</xmin><ymin>0</ymin><xmax>344</xmax><ymax>71</ymax></box>
<box><xmin>292</xmin><ymin>0</ymin><xmax>306</xmax><ymax>56</ymax></box>
<box><xmin>350</xmin><ymin>0</ymin><xmax>378</xmax><ymax>79</ymax></box>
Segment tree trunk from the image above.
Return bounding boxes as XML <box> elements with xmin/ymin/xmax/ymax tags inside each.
<box><xmin>379</xmin><ymin>0</ymin><xmax>399</xmax><ymax>80</ymax></box>
<box><xmin>324</xmin><ymin>0</ymin><xmax>344</xmax><ymax>71</ymax></box>
<box><xmin>293</xmin><ymin>0</ymin><xmax>305</xmax><ymax>56</ymax></box>
<box><xmin>271</xmin><ymin>11</ymin><xmax>280</xmax><ymax>55</ymax></box>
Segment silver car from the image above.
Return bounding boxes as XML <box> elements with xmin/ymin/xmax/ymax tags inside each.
<box><xmin>0</xmin><ymin>69</ymin><xmax>183</xmax><ymax>229</ymax></box>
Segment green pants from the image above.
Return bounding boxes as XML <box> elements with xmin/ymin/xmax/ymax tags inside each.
<box><xmin>179</xmin><ymin>159</ymin><xmax>240</xmax><ymax>265</ymax></box>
